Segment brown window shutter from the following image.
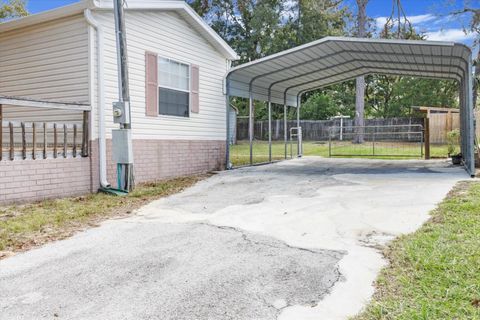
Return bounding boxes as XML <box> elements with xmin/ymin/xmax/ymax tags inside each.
<box><xmin>145</xmin><ymin>51</ymin><xmax>158</xmax><ymax>117</ymax></box>
<box><xmin>191</xmin><ymin>64</ymin><xmax>200</xmax><ymax>113</ymax></box>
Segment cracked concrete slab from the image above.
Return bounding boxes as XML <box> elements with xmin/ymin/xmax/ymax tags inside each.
<box><xmin>0</xmin><ymin>157</ymin><xmax>468</xmax><ymax>320</ymax></box>
<box><xmin>136</xmin><ymin>157</ymin><xmax>468</xmax><ymax>319</ymax></box>
<box><xmin>0</xmin><ymin>221</ymin><xmax>342</xmax><ymax>320</ymax></box>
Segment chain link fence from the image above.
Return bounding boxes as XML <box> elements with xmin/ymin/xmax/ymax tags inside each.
<box><xmin>328</xmin><ymin>124</ymin><xmax>424</xmax><ymax>158</ymax></box>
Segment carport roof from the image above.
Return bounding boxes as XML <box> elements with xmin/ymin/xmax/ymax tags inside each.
<box><xmin>226</xmin><ymin>36</ymin><xmax>472</xmax><ymax>107</ymax></box>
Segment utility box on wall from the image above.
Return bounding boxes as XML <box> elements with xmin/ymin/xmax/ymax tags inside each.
<box><xmin>112</xmin><ymin>129</ymin><xmax>134</xmax><ymax>164</ymax></box>
<box><xmin>112</xmin><ymin>101</ymin><xmax>131</xmax><ymax>124</ymax></box>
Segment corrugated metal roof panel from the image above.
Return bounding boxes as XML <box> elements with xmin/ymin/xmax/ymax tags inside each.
<box><xmin>227</xmin><ymin>37</ymin><xmax>470</xmax><ymax>107</ymax></box>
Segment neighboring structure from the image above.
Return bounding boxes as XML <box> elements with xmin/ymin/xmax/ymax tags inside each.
<box><xmin>0</xmin><ymin>0</ymin><xmax>238</xmax><ymax>204</ymax></box>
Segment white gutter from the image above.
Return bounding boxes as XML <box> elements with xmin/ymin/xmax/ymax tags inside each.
<box><xmin>84</xmin><ymin>8</ymin><xmax>110</xmax><ymax>188</ymax></box>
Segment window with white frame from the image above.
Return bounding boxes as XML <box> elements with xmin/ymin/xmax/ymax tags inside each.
<box><xmin>158</xmin><ymin>58</ymin><xmax>190</xmax><ymax>117</ymax></box>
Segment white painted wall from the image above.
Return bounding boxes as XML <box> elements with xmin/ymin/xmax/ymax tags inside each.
<box><xmin>0</xmin><ymin>15</ymin><xmax>89</xmax><ymax>123</ymax></box>
<box><xmin>0</xmin><ymin>9</ymin><xmax>229</xmax><ymax>141</ymax></box>
<box><xmin>0</xmin><ymin>15</ymin><xmax>90</xmax><ymax>104</ymax></box>
<box><xmin>94</xmin><ymin>9</ymin><xmax>228</xmax><ymax>141</ymax></box>
<box><xmin>2</xmin><ymin>105</ymin><xmax>83</xmax><ymax>123</ymax></box>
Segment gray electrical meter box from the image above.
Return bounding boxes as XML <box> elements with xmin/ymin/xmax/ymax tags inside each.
<box><xmin>113</xmin><ymin>101</ymin><xmax>131</xmax><ymax>124</ymax></box>
<box><xmin>112</xmin><ymin>129</ymin><xmax>134</xmax><ymax>164</ymax></box>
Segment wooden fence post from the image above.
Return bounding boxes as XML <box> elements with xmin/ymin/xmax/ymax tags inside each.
<box><xmin>424</xmin><ymin>117</ymin><xmax>430</xmax><ymax>160</ymax></box>
<box><xmin>53</xmin><ymin>123</ymin><xmax>57</xmax><ymax>159</ymax></box>
<box><xmin>73</xmin><ymin>124</ymin><xmax>77</xmax><ymax>158</ymax></box>
<box><xmin>32</xmin><ymin>122</ymin><xmax>36</xmax><ymax>160</ymax></box>
<box><xmin>9</xmin><ymin>122</ymin><xmax>13</xmax><ymax>160</ymax></box>
<box><xmin>63</xmin><ymin>124</ymin><xmax>67</xmax><ymax>158</ymax></box>
<box><xmin>43</xmin><ymin>123</ymin><xmax>47</xmax><ymax>159</ymax></box>
<box><xmin>43</xmin><ymin>122</ymin><xmax>48</xmax><ymax>159</ymax></box>
<box><xmin>81</xmin><ymin>111</ymin><xmax>89</xmax><ymax>157</ymax></box>
<box><xmin>21</xmin><ymin>122</ymin><xmax>26</xmax><ymax>160</ymax></box>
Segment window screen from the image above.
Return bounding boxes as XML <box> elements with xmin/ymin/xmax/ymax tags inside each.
<box><xmin>159</xmin><ymin>88</ymin><xmax>189</xmax><ymax>117</ymax></box>
<box><xmin>158</xmin><ymin>58</ymin><xmax>190</xmax><ymax>117</ymax></box>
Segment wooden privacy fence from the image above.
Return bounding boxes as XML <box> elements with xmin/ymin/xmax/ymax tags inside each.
<box><xmin>428</xmin><ymin>112</ymin><xmax>460</xmax><ymax>144</ymax></box>
<box><xmin>0</xmin><ymin>119</ymin><xmax>88</xmax><ymax>161</ymax></box>
<box><xmin>237</xmin><ymin>117</ymin><xmax>425</xmax><ymax>141</ymax></box>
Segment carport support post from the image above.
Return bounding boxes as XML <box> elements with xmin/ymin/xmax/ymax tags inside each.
<box><xmin>459</xmin><ymin>80</ymin><xmax>466</xmax><ymax>161</ymax></box>
<box><xmin>249</xmin><ymin>88</ymin><xmax>254</xmax><ymax>166</ymax></box>
<box><xmin>283</xmin><ymin>93</ymin><xmax>288</xmax><ymax>159</ymax></box>
<box><xmin>297</xmin><ymin>94</ymin><xmax>302</xmax><ymax>157</ymax></box>
<box><xmin>466</xmin><ymin>57</ymin><xmax>475</xmax><ymax>176</ymax></box>
<box><xmin>268</xmin><ymin>90</ymin><xmax>272</xmax><ymax>163</ymax></box>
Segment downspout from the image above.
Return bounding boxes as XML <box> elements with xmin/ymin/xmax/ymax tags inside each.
<box><xmin>225</xmin><ymin>61</ymin><xmax>232</xmax><ymax>169</ymax></box>
<box><xmin>84</xmin><ymin>9</ymin><xmax>110</xmax><ymax>188</ymax></box>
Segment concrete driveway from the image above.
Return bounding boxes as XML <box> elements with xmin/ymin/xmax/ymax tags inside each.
<box><xmin>0</xmin><ymin>157</ymin><xmax>467</xmax><ymax>320</ymax></box>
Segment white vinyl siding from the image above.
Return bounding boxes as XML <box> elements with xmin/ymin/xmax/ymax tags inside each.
<box><xmin>0</xmin><ymin>15</ymin><xmax>90</xmax><ymax>104</ymax></box>
<box><xmin>2</xmin><ymin>105</ymin><xmax>82</xmax><ymax>123</ymax></box>
<box><xmin>95</xmin><ymin>10</ymin><xmax>228</xmax><ymax>141</ymax></box>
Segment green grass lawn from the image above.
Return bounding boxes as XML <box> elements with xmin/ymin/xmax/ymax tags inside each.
<box><xmin>0</xmin><ymin>176</ymin><xmax>204</xmax><ymax>257</ymax></box>
<box><xmin>230</xmin><ymin>141</ymin><xmax>450</xmax><ymax>167</ymax></box>
<box><xmin>354</xmin><ymin>181</ymin><xmax>480</xmax><ymax>320</ymax></box>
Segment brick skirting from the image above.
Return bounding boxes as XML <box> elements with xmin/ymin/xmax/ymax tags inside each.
<box><xmin>0</xmin><ymin>139</ymin><xmax>226</xmax><ymax>204</ymax></box>
<box><xmin>105</xmin><ymin>139</ymin><xmax>226</xmax><ymax>188</ymax></box>
<box><xmin>0</xmin><ymin>157</ymin><xmax>94</xmax><ymax>204</ymax></box>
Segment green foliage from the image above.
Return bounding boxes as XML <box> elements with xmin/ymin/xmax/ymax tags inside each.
<box><xmin>447</xmin><ymin>129</ymin><xmax>461</xmax><ymax>155</ymax></box>
<box><xmin>0</xmin><ymin>0</ymin><xmax>27</xmax><ymax>21</ymax></box>
<box><xmin>364</xmin><ymin>14</ymin><xmax>460</xmax><ymax>118</ymax></box>
<box><xmin>273</xmin><ymin>0</ymin><xmax>348</xmax><ymax>50</ymax></box>
<box><xmin>365</xmin><ymin>76</ymin><xmax>459</xmax><ymax>118</ymax></box>
<box><xmin>301</xmin><ymin>92</ymin><xmax>337</xmax><ymax>120</ymax></box>
<box><xmin>233</xmin><ymin>98</ymin><xmax>300</xmax><ymax>121</ymax></box>
<box><xmin>187</xmin><ymin>0</ymin><xmax>347</xmax><ymax>64</ymax></box>
<box><xmin>302</xmin><ymin>84</ymin><xmax>356</xmax><ymax>120</ymax></box>
<box><xmin>188</xmin><ymin>1</ymin><xmax>463</xmax><ymax>120</ymax></box>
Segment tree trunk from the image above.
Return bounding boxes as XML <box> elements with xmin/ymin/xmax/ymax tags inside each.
<box><xmin>354</xmin><ymin>0</ymin><xmax>368</xmax><ymax>143</ymax></box>
<box><xmin>355</xmin><ymin>76</ymin><xmax>365</xmax><ymax>141</ymax></box>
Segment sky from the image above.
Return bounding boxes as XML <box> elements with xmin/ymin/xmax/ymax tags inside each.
<box><xmin>26</xmin><ymin>0</ymin><xmax>477</xmax><ymax>47</ymax></box>
<box><xmin>357</xmin><ymin>0</ymin><xmax>477</xmax><ymax>47</ymax></box>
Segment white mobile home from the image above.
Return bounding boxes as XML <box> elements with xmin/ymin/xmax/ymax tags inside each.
<box><xmin>0</xmin><ymin>0</ymin><xmax>238</xmax><ymax>203</ymax></box>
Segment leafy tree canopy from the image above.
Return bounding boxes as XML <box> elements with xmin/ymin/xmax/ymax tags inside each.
<box><xmin>187</xmin><ymin>0</ymin><xmax>348</xmax><ymax>64</ymax></box>
<box><xmin>0</xmin><ymin>0</ymin><xmax>27</xmax><ymax>22</ymax></box>
<box><xmin>189</xmin><ymin>0</ymin><xmax>467</xmax><ymax>120</ymax></box>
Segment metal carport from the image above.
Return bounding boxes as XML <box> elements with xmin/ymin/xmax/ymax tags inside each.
<box><xmin>225</xmin><ymin>36</ymin><xmax>475</xmax><ymax>176</ymax></box>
